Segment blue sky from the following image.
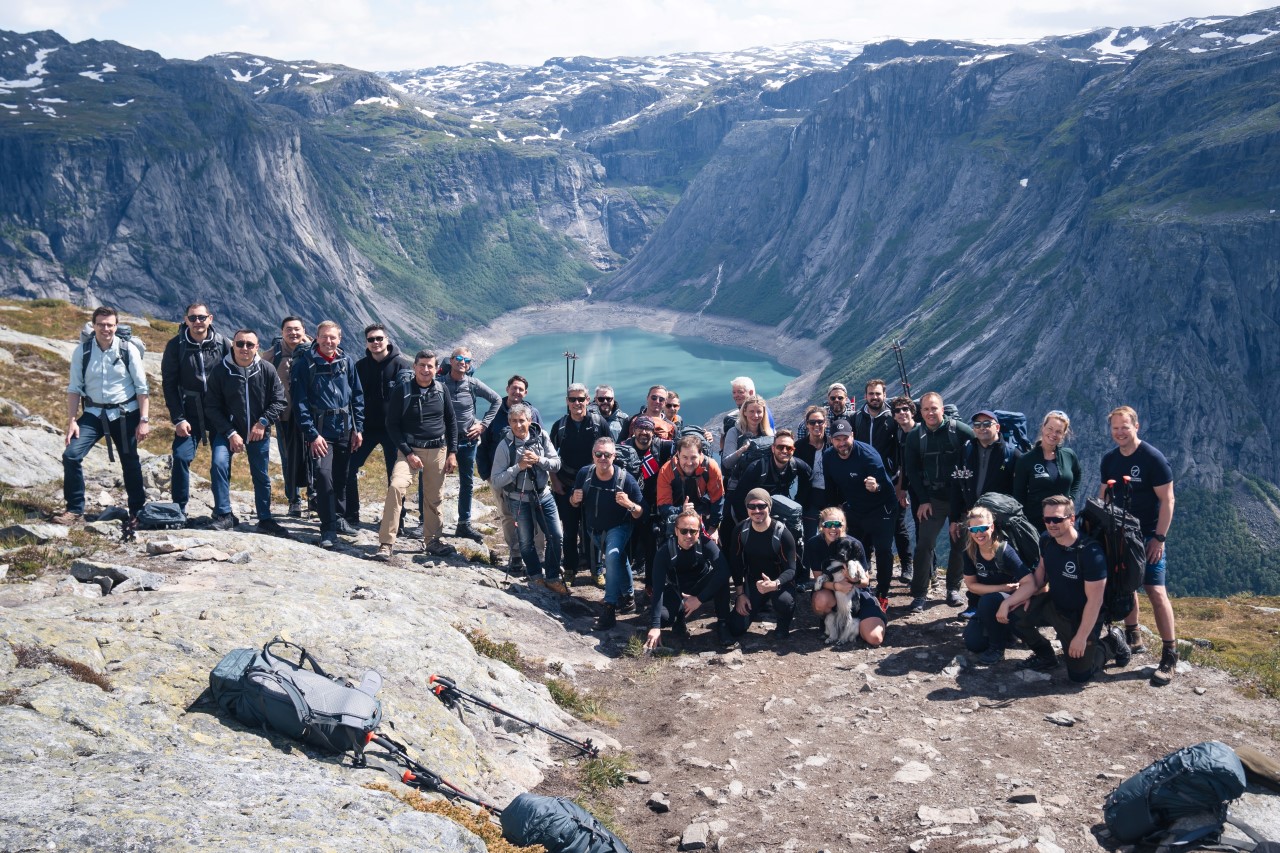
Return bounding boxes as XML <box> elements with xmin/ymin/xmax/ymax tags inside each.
<box><xmin>0</xmin><ymin>0</ymin><xmax>1267</xmax><ymax>69</ymax></box>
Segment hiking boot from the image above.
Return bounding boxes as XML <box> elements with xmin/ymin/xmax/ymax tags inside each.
<box><xmin>373</xmin><ymin>543</ymin><xmax>393</xmax><ymax>562</ymax></box>
<box><xmin>1151</xmin><ymin>646</ymin><xmax>1178</xmax><ymax>686</ymax></box>
<box><xmin>121</xmin><ymin>514</ymin><xmax>138</xmax><ymax>543</ymax></box>
<box><xmin>878</xmin><ymin>595</ymin><xmax>891</xmax><ymax>615</ymax></box>
<box><xmin>618</xmin><ymin>592</ymin><xmax>635</xmax><ymax>614</ymax></box>
<box><xmin>454</xmin><ymin>523</ymin><xmax>484</xmax><ymax>543</ymax></box>
<box><xmin>1126</xmin><ymin>625</ymin><xmax>1147</xmax><ymax>655</ymax></box>
<box><xmin>506</xmin><ymin>558</ymin><xmax>526</xmax><ymax>578</ymax></box>
<box><xmin>594</xmin><ymin>573</ymin><xmax>606</xmax><ymax>588</ymax></box>
<box><xmin>594</xmin><ymin>604</ymin><xmax>617</xmax><ymax>631</ymax></box>
<box><xmin>765</xmin><ymin>628</ymin><xmax>789</xmax><ymax>643</ymax></box>
<box><xmin>946</xmin><ymin>589</ymin><xmax>966</xmax><ymax>607</ymax></box>
<box><xmin>425</xmin><ymin>540</ymin><xmax>455</xmax><ymax>557</ymax></box>
<box><xmin>544</xmin><ymin>579</ymin><xmax>570</xmax><ymax>596</ymax></box>
<box><xmin>51</xmin><ymin>510</ymin><xmax>84</xmax><ymax>525</ymax></box>
<box><xmin>1107</xmin><ymin>626</ymin><xmax>1132</xmax><ymax>668</ymax></box>
<box><xmin>979</xmin><ymin>646</ymin><xmax>1006</xmax><ymax>665</ymax></box>
<box><xmin>256</xmin><ymin>517</ymin><xmax>288</xmax><ymax>536</ymax></box>
<box><xmin>287</xmin><ymin>499</ymin><xmax>303</xmax><ymax>518</ymax></box>
<box><xmin>717</xmin><ymin>622</ymin><xmax>737</xmax><ymax>648</ymax></box>
<box><xmin>1020</xmin><ymin>651</ymin><xmax>1060</xmax><ymax>672</ymax></box>
<box><xmin>671</xmin><ymin>619</ymin><xmax>691</xmax><ymax>642</ymax></box>
<box><xmin>909</xmin><ymin>597</ymin><xmax>927</xmax><ymax>614</ymax></box>
<box><xmin>209</xmin><ymin>512</ymin><xmax>238</xmax><ymax>531</ymax></box>
<box><xmin>319</xmin><ymin>532</ymin><xmax>337</xmax><ymax>550</ymax></box>
<box><xmin>335</xmin><ymin>518</ymin><xmax>357</xmax><ymax>536</ymax></box>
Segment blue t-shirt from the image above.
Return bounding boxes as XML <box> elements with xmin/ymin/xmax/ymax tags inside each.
<box><xmin>1040</xmin><ymin>532</ymin><xmax>1107</xmax><ymax>616</ymax></box>
<box><xmin>962</xmin><ymin>541</ymin><xmax>1028</xmax><ymax>587</ymax></box>
<box><xmin>1100</xmin><ymin>441</ymin><xmax>1173</xmax><ymax>536</ymax></box>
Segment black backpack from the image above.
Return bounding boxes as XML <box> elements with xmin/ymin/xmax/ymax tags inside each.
<box><xmin>677</xmin><ymin>422</ymin><xmax>713</xmax><ymax>457</ymax></box>
<box><xmin>135</xmin><ymin>502</ymin><xmax>187</xmax><ymax>530</ymax></box>
<box><xmin>974</xmin><ymin>492</ymin><xmax>1041</xmax><ymax>570</ymax></box>
<box><xmin>1080</xmin><ymin>496</ymin><xmax>1147</xmax><ymax>622</ymax></box>
<box><xmin>725</xmin><ymin>435</ymin><xmax>774</xmax><ymax>492</ymax></box>
<box><xmin>501</xmin><ymin>792</ymin><xmax>633</xmax><ymax>853</ymax></box>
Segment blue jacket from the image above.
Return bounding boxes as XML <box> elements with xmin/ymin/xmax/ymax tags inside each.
<box><xmin>291</xmin><ymin>347</ymin><xmax>365</xmax><ymax>443</ymax></box>
<box><xmin>822</xmin><ymin>441</ymin><xmax>896</xmax><ymax>518</ymax></box>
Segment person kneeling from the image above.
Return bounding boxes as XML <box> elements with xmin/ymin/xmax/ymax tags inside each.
<box><xmin>997</xmin><ymin>495</ymin><xmax>1128</xmax><ymax>683</ymax></box>
<box><xmin>728</xmin><ymin>489</ymin><xmax>798</xmax><ymax>643</ymax></box>
<box><xmin>960</xmin><ymin>506</ymin><xmax>1029</xmax><ymax>664</ymax></box>
<box><xmin>644</xmin><ymin>508</ymin><xmax>734</xmax><ymax>650</ymax></box>
<box><xmin>807</xmin><ymin>507</ymin><xmax>886</xmax><ymax>648</ymax></box>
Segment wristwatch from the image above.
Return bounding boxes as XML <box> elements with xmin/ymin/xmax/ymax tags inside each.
<box><xmin>139</xmin><ymin>417</ymin><xmax>150</xmax><ymax>423</ymax></box>
<box><xmin>1153</xmin><ymin>533</ymin><xmax>1166</xmax><ymax>543</ymax></box>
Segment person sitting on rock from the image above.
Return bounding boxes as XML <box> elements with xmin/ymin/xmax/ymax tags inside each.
<box><xmin>572</xmin><ymin>436</ymin><xmax>645</xmax><ymax>631</ymax></box>
<box><xmin>203</xmin><ymin>329</ymin><xmax>288</xmax><ymax>534</ymax></box>
<box><xmin>807</xmin><ymin>507</ymin><xmax>886</xmax><ymax>647</ymax></box>
<box><xmin>490</xmin><ymin>403</ymin><xmax>566</xmax><ymax>593</ymax></box>
<box><xmin>728</xmin><ymin>488</ymin><xmax>798</xmax><ymax>643</ymax></box>
<box><xmin>959</xmin><ymin>506</ymin><xmax>1028</xmax><ymax>665</ymax></box>
<box><xmin>644</xmin><ymin>507</ymin><xmax>734</xmax><ymax>650</ymax></box>
<box><xmin>997</xmin><ymin>495</ymin><xmax>1130</xmax><ymax>682</ymax></box>
<box><xmin>58</xmin><ymin>306</ymin><xmax>151</xmax><ymax>534</ymax></box>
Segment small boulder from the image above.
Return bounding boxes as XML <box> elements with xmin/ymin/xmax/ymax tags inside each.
<box><xmin>0</xmin><ymin>523</ymin><xmax>69</xmax><ymax>545</ymax></box>
<box><xmin>70</xmin><ymin>559</ymin><xmax>165</xmax><ymax>593</ymax></box>
<box><xmin>626</xmin><ymin>770</ymin><xmax>651</xmax><ymax>784</ymax></box>
<box><xmin>178</xmin><ymin>545</ymin><xmax>231</xmax><ymax>562</ymax></box>
<box><xmin>1044</xmin><ymin>711</ymin><xmax>1075</xmax><ymax>727</ymax></box>
<box><xmin>647</xmin><ymin>792</ymin><xmax>670</xmax><ymax>813</ymax></box>
<box><xmin>680</xmin><ymin>822</ymin><xmax>709</xmax><ymax>850</ymax></box>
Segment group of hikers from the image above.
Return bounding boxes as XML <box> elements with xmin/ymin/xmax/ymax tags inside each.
<box><xmin>57</xmin><ymin>303</ymin><xmax>1179</xmax><ymax>688</ymax></box>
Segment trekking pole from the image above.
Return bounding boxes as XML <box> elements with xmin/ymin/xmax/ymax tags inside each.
<box><xmin>366</xmin><ymin>732</ymin><xmax>503</xmax><ymax>814</ymax></box>
<box><xmin>890</xmin><ymin>339</ymin><xmax>912</xmax><ymax>399</ymax></box>
<box><xmin>563</xmin><ymin>351</ymin><xmax>577</xmax><ymax>395</ymax></box>
<box><xmin>428</xmin><ymin>674</ymin><xmax>600</xmax><ymax>757</ymax></box>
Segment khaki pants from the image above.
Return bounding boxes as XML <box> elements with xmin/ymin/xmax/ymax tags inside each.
<box><xmin>380</xmin><ymin>447</ymin><xmax>446</xmax><ymax>545</ymax></box>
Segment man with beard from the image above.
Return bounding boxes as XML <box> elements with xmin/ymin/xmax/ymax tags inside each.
<box><xmin>619</xmin><ymin>415</ymin><xmax>675</xmax><ymax>594</ymax></box>
<box><xmin>347</xmin><ymin>324</ymin><xmax>412</xmax><ymax>530</ymax></box>
<box><xmin>592</xmin><ymin>384</ymin><xmax>628</xmax><ymax>441</ymax></box>
<box><xmin>656</xmin><ymin>434</ymin><xmax>726</xmax><ymax>536</ymax></box>
<box><xmin>441</xmin><ymin>346</ymin><xmax>501</xmax><ymax>542</ymax></box>
<box><xmin>572</xmin><ymin>437</ymin><xmax>645</xmax><ymax>629</ymax></box>
<box><xmin>161</xmin><ymin>302</ymin><xmax>230</xmax><ymax>517</ymax></box>
<box><xmin>734</xmin><ymin>430</ymin><xmax>812</xmax><ymax>575</ymax></box>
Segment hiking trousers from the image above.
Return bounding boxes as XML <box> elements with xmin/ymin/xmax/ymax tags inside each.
<box><xmin>344</xmin><ymin>427</ymin><xmax>397</xmax><ymax>523</ymax></box>
<box><xmin>1012</xmin><ymin>593</ymin><xmax>1105</xmax><ymax>683</ymax></box>
<box><xmin>911</xmin><ymin>498</ymin><xmax>964</xmax><ymax>598</ymax></box>
<box><xmin>63</xmin><ymin>411</ymin><xmax>146</xmax><ymax>516</ymax></box>
<box><xmin>311</xmin><ymin>438</ymin><xmax>352</xmax><ymax>535</ymax></box>
<box><xmin>380</xmin><ymin>446</ymin><xmax>447</xmax><ymax>545</ymax></box>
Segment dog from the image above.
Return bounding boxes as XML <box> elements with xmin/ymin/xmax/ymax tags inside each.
<box><xmin>820</xmin><ymin>540</ymin><xmax>870</xmax><ymax>646</ymax></box>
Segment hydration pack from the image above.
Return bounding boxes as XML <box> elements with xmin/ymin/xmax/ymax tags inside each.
<box><xmin>209</xmin><ymin>638</ymin><xmax>383</xmax><ymax>759</ymax></box>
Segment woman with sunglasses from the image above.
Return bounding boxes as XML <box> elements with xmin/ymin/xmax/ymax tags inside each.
<box><xmin>1013</xmin><ymin>410</ymin><xmax>1081</xmax><ymax>531</ymax></box>
<box><xmin>794</xmin><ymin>405</ymin><xmax>830</xmax><ymax>542</ymax></box>
<box><xmin>960</xmin><ymin>506</ymin><xmax>1028</xmax><ymax>664</ymax></box>
<box><xmin>644</xmin><ymin>507</ymin><xmax>734</xmax><ymax>651</ymax></box>
<box><xmin>807</xmin><ymin>507</ymin><xmax>886</xmax><ymax>646</ymax></box>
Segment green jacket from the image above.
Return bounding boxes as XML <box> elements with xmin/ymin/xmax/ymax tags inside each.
<box><xmin>904</xmin><ymin>418</ymin><xmax>976</xmax><ymax>503</ymax></box>
<box><xmin>1012</xmin><ymin>443</ymin><xmax>1081</xmax><ymax>526</ymax></box>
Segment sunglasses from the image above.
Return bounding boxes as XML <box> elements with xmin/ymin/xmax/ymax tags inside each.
<box><xmin>593</xmin><ymin>451</ymin><xmax>615</xmax><ymax>459</ymax></box>
<box><xmin>366</xmin><ymin>335</ymin><xmax>385</xmax><ymax>343</ymax></box>
<box><xmin>820</xmin><ymin>520</ymin><xmax>843</xmax><ymax>529</ymax></box>
<box><xmin>454</xmin><ymin>355</ymin><xmax>472</xmax><ymax>364</ymax></box>
<box><xmin>676</xmin><ymin>527</ymin><xmax>700</xmax><ymax>537</ymax></box>
<box><xmin>967</xmin><ymin>524</ymin><xmax>991</xmax><ymax>533</ymax></box>
<box><xmin>233</xmin><ymin>340</ymin><xmax>258</xmax><ymax>349</ymax></box>
<box><xmin>567</xmin><ymin>396</ymin><xmax>587</xmax><ymax>403</ymax></box>
<box><xmin>893</xmin><ymin>407</ymin><xmax>912</xmax><ymax>414</ymax></box>
<box><xmin>774</xmin><ymin>445</ymin><xmax>795</xmax><ymax>453</ymax></box>
<box><xmin>649</xmin><ymin>394</ymin><xmax>666</xmax><ymax>402</ymax></box>
<box><xmin>807</xmin><ymin>419</ymin><xmax>826</xmax><ymax>426</ymax></box>
<box><xmin>1043</xmin><ymin>515</ymin><xmax>1072</xmax><ymax>525</ymax></box>
<box><xmin>187</xmin><ymin>313</ymin><xmax>210</xmax><ymax>322</ymax></box>
<box><xmin>746</xmin><ymin>503</ymin><xmax>769</xmax><ymax>512</ymax></box>
<box><xmin>665</xmin><ymin>402</ymin><xmax>680</xmax><ymax>409</ymax></box>
<box><xmin>972</xmin><ymin>420</ymin><xmax>995</xmax><ymax>428</ymax></box>
<box><xmin>596</xmin><ymin>396</ymin><xmax>613</xmax><ymax>402</ymax></box>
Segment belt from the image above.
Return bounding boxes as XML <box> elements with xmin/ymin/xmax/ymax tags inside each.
<box><xmin>83</xmin><ymin>395</ymin><xmax>137</xmax><ymax>410</ymax></box>
<box><xmin>412</xmin><ymin>437</ymin><xmax>446</xmax><ymax>449</ymax></box>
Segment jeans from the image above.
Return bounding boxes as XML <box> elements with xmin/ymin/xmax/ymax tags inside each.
<box><xmin>591</xmin><ymin>524</ymin><xmax>633</xmax><ymax>606</ymax></box>
<box><xmin>312</xmin><ymin>438</ymin><xmax>352</xmax><ymax>534</ymax></box>
<box><xmin>63</xmin><ymin>411</ymin><xmax>145</xmax><ymax>516</ymax></box>
<box><xmin>456</xmin><ymin>439</ymin><xmax>478</xmax><ymax>525</ymax></box>
<box><xmin>962</xmin><ymin>591</ymin><xmax>1015</xmax><ymax>652</ymax></box>
<box><xmin>508</xmin><ymin>490</ymin><xmax>563</xmax><ymax>580</ymax></box>
<box><xmin>171</xmin><ymin>431</ymin><xmax>202</xmax><ymax>511</ymax></box>
<box><xmin>210</xmin><ymin>434</ymin><xmax>273</xmax><ymax>520</ymax></box>
<box><xmin>847</xmin><ymin>506</ymin><xmax>895</xmax><ymax>597</ymax></box>
<box><xmin>912</xmin><ymin>498</ymin><xmax>963</xmax><ymax>598</ymax></box>
<box><xmin>345</xmin><ymin>429</ymin><xmax>396</xmax><ymax>523</ymax></box>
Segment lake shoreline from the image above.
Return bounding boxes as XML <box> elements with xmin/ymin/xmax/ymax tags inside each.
<box><xmin>456</xmin><ymin>300</ymin><xmax>831</xmax><ymax>427</ymax></box>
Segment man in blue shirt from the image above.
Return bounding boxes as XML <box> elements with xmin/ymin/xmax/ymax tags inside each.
<box><xmin>58</xmin><ymin>306</ymin><xmax>151</xmax><ymax>535</ymax></box>
<box><xmin>571</xmin><ymin>436</ymin><xmax>644</xmax><ymax>631</ymax></box>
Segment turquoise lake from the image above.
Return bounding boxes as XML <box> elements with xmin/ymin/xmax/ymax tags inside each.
<box><xmin>475</xmin><ymin>328</ymin><xmax>800</xmax><ymax>427</ymax></box>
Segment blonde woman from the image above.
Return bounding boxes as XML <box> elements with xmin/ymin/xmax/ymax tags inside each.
<box><xmin>1012</xmin><ymin>410</ymin><xmax>1080</xmax><ymax>531</ymax></box>
<box><xmin>806</xmin><ymin>507</ymin><xmax>886</xmax><ymax>647</ymax></box>
<box><xmin>961</xmin><ymin>506</ymin><xmax>1028</xmax><ymax>664</ymax></box>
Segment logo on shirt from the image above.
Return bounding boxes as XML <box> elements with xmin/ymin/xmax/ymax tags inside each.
<box><xmin>1033</xmin><ymin>464</ymin><xmax>1049</xmax><ymax>479</ymax></box>
<box><xmin>1130</xmin><ymin>465</ymin><xmax>1142</xmax><ymax>483</ymax></box>
<box><xmin>1062</xmin><ymin>560</ymin><xmax>1078</xmax><ymax>579</ymax></box>
<box><xmin>976</xmin><ymin>560</ymin><xmax>992</xmax><ymax>579</ymax></box>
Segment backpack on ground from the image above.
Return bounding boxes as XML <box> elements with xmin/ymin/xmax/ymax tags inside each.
<box><xmin>135</xmin><ymin>502</ymin><xmax>187</xmax><ymax>530</ymax></box>
<box><xmin>1080</xmin><ymin>495</ymin><xmax>1147</xmax><ymax>622</ymax></box>
<box><xmin>974</xmin><ymin>492</ymin><xmax>1040</xmax><ymax>569</ymax></box>
<box><xmin>1104</xmin><ymin>741</ymin><xmax>1248</xmax><ymax>846</ymax></box>
<box><xmin>993</xmin><ymin>410</ymin><xmax>1032</xmax><ymax>452</ymax></box>
<box><xmin>79</xmin><ymin>322</ymin><xmax>144</xmax><ymax>377</ymax></box>
<box><xmin>500</xmin><ymin>792</ymin><xmax>633</xmax><ymax>853</ymax></box>
<box><xmin>209</xmin><ymin>638</ymin><xmax>383</xmax><ymax>759</ymax></box>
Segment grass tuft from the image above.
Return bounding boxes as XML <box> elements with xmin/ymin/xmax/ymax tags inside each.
<box><xmin>12</xmin><ymin>643</ymin><xmax>112</xmax><ymax>691</ymax></box>
<box><xmin>459</xmin><ymin>626</ymin><xmax>528</xmax><ymax>672</ymax></box>
<box><xmin>365</xmin><ymin>782</ymin><xmax>545</xmax><ymax>853</ymax></box>
<box><xmin>543</xmin><ymin>677</ymin><xmax>612</xmax><ymax>721</ymax></box>
<box><xmin>621</xmin><ymin>635</ymin><xmax>646</xmax><ymax>658</ymax></box>
<box><xmin>578</xmin><ymin>753</ymin><xmax>632</xmax><ymax>795</ymax></box>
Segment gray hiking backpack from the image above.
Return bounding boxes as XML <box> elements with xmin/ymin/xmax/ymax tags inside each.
<box><xmin>209</xmin><ymin>638</ymin><xmax>383</xmax><ymax>759</ymax></box>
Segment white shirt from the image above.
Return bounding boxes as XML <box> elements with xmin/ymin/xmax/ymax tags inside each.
<box><xmin>68</xmin><ymin>336</ymin><xmax>148</xmax><ymax>421</ymax></box>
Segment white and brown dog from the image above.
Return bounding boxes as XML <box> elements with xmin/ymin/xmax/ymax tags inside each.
<box><xmin>820</xmin><ymin>540</ymin><xmax>870</xmax><ymax>646</ymax></box>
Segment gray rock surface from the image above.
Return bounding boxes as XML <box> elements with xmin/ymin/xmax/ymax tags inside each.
<box><xmin>1</xmin><ymin>529</ymin><xmax>616</xmax><ymax>850</ymax></box>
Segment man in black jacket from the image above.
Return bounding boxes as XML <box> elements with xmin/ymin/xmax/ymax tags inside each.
<box><xmin>551</xmin><ymin>383</ymin><xmax>610</xmax><ymax>583</ymax></box>
<box><xmin>347</xmin><ymin>324</ymin><xmax>413</xmax><ymax>528</ymax></box>
<box><xmin>204</xmin><ymin>329</ymin><xmax>288</xmax><ymax>534</ymax></box>
<box><xmin>160</xmin><ymin>301</ymin><xmax>230</xmax><ymax>516</ymax></box>
<box><xmin>949</xmin><ymin>409</ymin><xmax>1022</xmax><ymax>531</ymax></box>
<box><xmin>375</xmin><ymin>350</ymin><xmax>457</xmax><ymax>560</ymax></box>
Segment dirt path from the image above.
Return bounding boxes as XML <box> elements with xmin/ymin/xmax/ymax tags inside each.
<box><xmin>543</xmin><ymin>576</ymin><xmax>1280</xmax><ymax>852</ymax></box>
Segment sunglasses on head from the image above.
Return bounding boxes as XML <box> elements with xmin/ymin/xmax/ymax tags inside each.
<box><xmin>366</xmin><ymin>335</ymin><xmax>385</xmax><ymax>343</ymax></box>
<box><xmin>593</xmin><ymin>450</ymin><xmax>614</xmax><ymax>459</ymax></box>
<box><xmin>967</xmin><ymin>524</ymin><xmax>991</xmax><ymax>533</ymax></box>
<box><xmin>567</xmin><ymin>396</ymin><xmax>587</xmax><ymax>403</ymax></box>
<box><xmin>1043</xmin><ymin>515</ymin><xmax>1072</xmax><ymax>525</ymax></box>
<box><xmin>820</xmin><ymin>520</ymin><xmax>843</xmax><ymax>529</ymax></box>
<box><xmin>747</xmin><ymin>502</ymin><xmax>769</xmax><ymax>512</ymax></box>
<box><xmin>234</xmin><ymin>340</ymin><xmax>258</xmax><ymax>349</ymax></box>
<box><xmin>187</xmin><ymin>313</ymin><xmax>210</xmax><ymax>322</ymax></box>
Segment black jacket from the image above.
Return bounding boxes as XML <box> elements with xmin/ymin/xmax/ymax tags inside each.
<box><xmin>853</xmin><ymin>405</ymin><xmax>899</xmax><ymax>475</ymax></box>
<box><xmin>385</xmin><ymin>377</ymin><xmax>457</xmax><ymax>457</ymax></box>
<box><xmin>355</xmin><ymin>345</ymin><xmax>413</xmax><ymax>433</ymax></box>
<box><xmin>204</xmin><ymin>354</ymin><xmax>288</xmax><ymax>441</ymax></box>
<box><xmin>950</xmin><ymin>439</ymin><xmax>1022</xmax><ymax>520</ymax></box>
<box><xmin>161</xmin><ymin>324</ymin><xmax>231</xmax><ymax>433</ymax></box>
